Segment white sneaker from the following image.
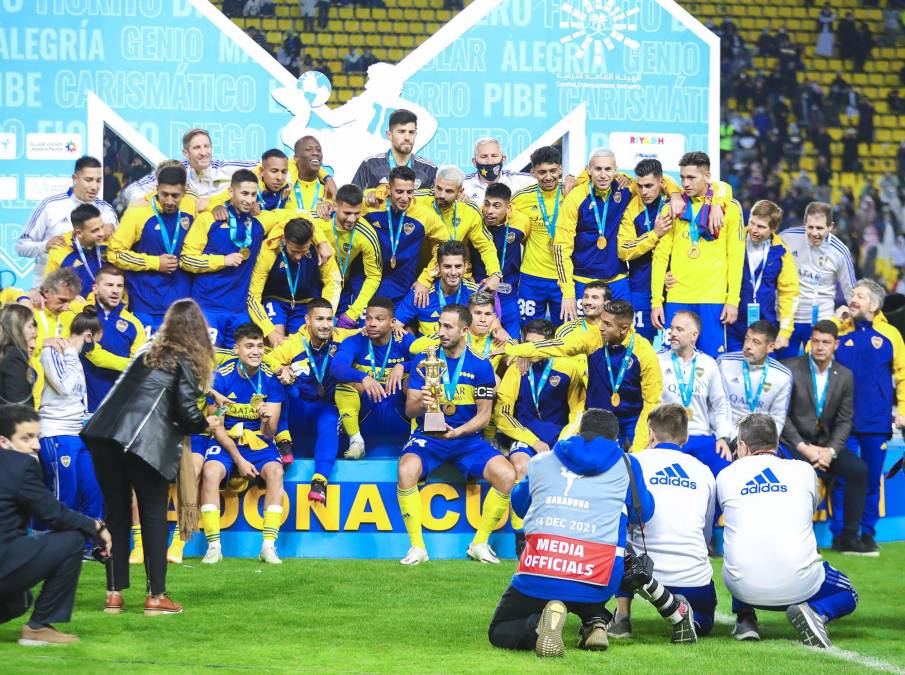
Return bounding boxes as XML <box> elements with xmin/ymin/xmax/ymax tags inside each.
<box><xmin>201</xmin><ymin>545</ymin><xmax>222</xmax><ymax>564</ymax></box>
<box><xmin>344</xmin><ymin>435</ymin><xmax>366</xmax><ymax>460</ymax></box>
<box><xmin>259</xmin><ymin>546</ymin><xmax>282</xmax><ymax>564</ymax></box>
<box><xmin>466</xmin><ymin>541</ymin><xmax>500</xmax><ymax>564</ymax></box>
<box><xmin>400</xmin><ymin>546</ymin><xmax>429</xmax><ymax>565</ymax></box>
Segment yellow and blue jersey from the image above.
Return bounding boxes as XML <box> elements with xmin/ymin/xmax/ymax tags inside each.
<box><xmin>395</xmin><ymin>279</ymin><xmax>478</xmax><ymax>336</ymax></box>
<box><xmin>81</xmin><ymin>302</ymin><xmax>146</xmax><ymax>412</ymax></box>
<box><xmin>107</xmin><ymin>195</ymin><xmax>197</xmax><ymax>316</ymax></box>
<box><xmin>0</xmin><ymin>287</ymin><xmax>29</xmax><ymax>307</ymax></box>
<box><xmin>618</xmin><ymin>195</ymin><xmax>665</xmax><ymax>305</ymax></box>
<box><xmin>469</xmin><ymin>210</ymin><xmax>529</xmax><ymax>291</ymax></box>
<box><xmin>263</xmin><ymin>325</ymin><xmax>358</xmax><ymax>402</ymax></box>
<box><xmin>494</xmin><ymin>356</ymin><xmax>585</xmax><ymax>448</ymax></box>
<box><xmin>411</xmin><ymin>330</ymin><xmax>511</xmax><ymax>372</ymax></box>
<box><xmin>285</xmin><ymin>163</ymin><xmax>332</xmax><ymax>213</ymax></box>
<box><xmin>45</xmin><ymin>231</ymin><xmax>106</xmax><ymax>295</ymax></box>
<box><xmin>330</xmin><ymin>332</ymin><xmax>417</xmax><ymax>384</ymax></box>
<box><xmin>210</xmin><ymin>359</ymin><xmax>285</xmax><ymax>447</ymax></box>
<box><xmin>409</xmin><ymin>346</ymin><xmax>496</xmax><ymax>433</ymax></box>
<box><xmin>738</xmin><ymin>233</ymin><xmax>800</xmax><ymax>339</ymax></box>
<box><xmin>316</xmin><ymin>216</ymin><xmax>383</xmax><ymax>322</ymax></box>
<box><xmin>511</xmin><ymin>183</ymin><xmax>564</xmax><ymax>281</ymax></box>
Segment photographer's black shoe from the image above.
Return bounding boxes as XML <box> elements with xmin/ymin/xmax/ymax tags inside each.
<box><xmin>607</xmin><ymin>615</ymin><xmax>633</xmax><ymax>639</ymax></box>
<box><xmin>671</xmin><ymin>595</ymin><xmax>698</xmax><ymax>644</ymax></box>
<box><xmin>832</xmin><ymin>533</ymin><xmax>867</xmax><ymax>555</ymax></box>
<box><xmin>860</xmin><ymin>533</ymin><xmax>880</xmax><ymax>557</ymax></box>
<box><xmin>787</xmin><ymin>603</ymin><xmax>832</xmax><ymax>648</ymax></box>
<box><xmin>731</xmin><ymin>611</ymin><xmax>760</xmax><ymax>641</ymax></box>
<box><xmin>578</xmin><ymin>619</ymin><xmax>609</xmax><ymax>651</ymax></box>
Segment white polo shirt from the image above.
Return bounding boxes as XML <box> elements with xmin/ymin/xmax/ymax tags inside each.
<box><xmin>658</xmin><ymin>348</ymin><xmax>734</xmax><ymax>439</ymax></box>
<box><xmin>716</xmin><ymin>352</ymin><xmax>792</xmax><ymax>439</ymax></box>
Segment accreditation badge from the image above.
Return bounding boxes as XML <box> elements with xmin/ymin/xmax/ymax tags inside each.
<box><xmin>747</xmin><ymin>302</ymin><xmax>760</xmax><ymax>324</ymax></box>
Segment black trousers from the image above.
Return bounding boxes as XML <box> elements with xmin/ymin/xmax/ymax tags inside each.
<box><xmin>88</xmin><ymin>441</ymin><xmax>170</xmax><ymax>595</ymax></box>
<box><xmin>824</xmin><ymin>447</ymin><xmax>868</xmax><ymax>537</ymax></box>
<box><xmin>0</xmin><ymin>531</ymin><xmax>86</xmax><ymax>626</ymax></box>
<box><xmin>488</xmin><ymin>584</ymin><xmax>610</xmax><ymax>650</ymax></box>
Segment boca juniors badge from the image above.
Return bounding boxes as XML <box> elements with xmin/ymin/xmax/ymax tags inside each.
<box><xmin>872</xmin><ymin>336</ymin><xmax>883</xmax><ymax>349</ymax></box>
<box><xmin>507</xmin><ymin>231</ymin><xmax>516</xmax><ymax>243</ymax></box>
<box><xmin>403</xmin><ymin>222</ymin><xmax>415</xmax><ymax>235</ymax></box>
<box><xmin>614</xmin><ymin>191</ymin><xmax>622</xmax><ymax>203</ymax></box>
<box><xmin>116</xmin><ymin>319</ymin><xmax>128</xmax><ymax>332</ymax></box>
<box><xmin>548</xmin><ymin>375</ymin><xmax>561</xmax><ymax>387</ymax></box>
<box><xmin>180</xmin><ymin>216</ymin><xmax>191</xmax><ymax>229</ymax></box>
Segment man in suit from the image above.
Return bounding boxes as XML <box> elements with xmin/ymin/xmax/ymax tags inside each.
<box><xmin>0</xmin><ymin>404</ymin><xmax>110</xmax><ymax>646</ymax></box>
<box><xmin>780</xmin><ymin>320</ymin><xmax>869</xmax><ymax>555</ymax></box>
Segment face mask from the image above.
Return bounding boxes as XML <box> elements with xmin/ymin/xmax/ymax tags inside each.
<box><xmin>475</xmin><ymin>162</ymin><xmax>503</xmax><ymax>182</ymax></box>
<box><xmin>81</xmin><ymin>340</ymin><xmax>95</xmax><ymax>356</ymax></box>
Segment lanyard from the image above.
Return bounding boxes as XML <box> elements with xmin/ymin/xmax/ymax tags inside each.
<box><xmin>228</xmin><ymin>206</ymin><xmax>253</xmax><ymax>249</ymax></box>
<box><xmin>527</xmin><ymin>359</ymin><xmax>553</xmax><ymax>413</ymax></box>
<box><xmin>588</xmin><ymin>184</ymin><xmax>611</xmax><ymax>238</ymax></box>
<box><xmin>333</xmin><ymin>214</ymin><xmax>355</xmax><ymax>277</ymax></box>
<box><xmin>258</xmin><ymin>184</ymin><xmax>288</xmax><ymax>210</ymax></box>
<box><xmin>499</xmin><ymin>221</ymin><xmax>511</xmax><ymax>270</ymax></box>
<box><xmin>436</xmin><ymin>280</ymin><xmax>462</xmax><ymax>309</ymax></box>
<box><xmin>38</xmin><ymin>310</ymin><xmax>63</xmax><ymax>338</ymax></box>
<box><xmin>807</xmin><ymin>241</ymin><xmax>828</xmax><ymax>309</ymax></box>
<box><xmin>536</xmin><ymin>185</ymin><xmax>560</xmax><ymax>240</ymax></box>
<box><xmin>367</xmin><ymin>338</ymin><xmax>393</xmax><ymax>381</ymax></box>
<box><xmin>467</xmin><ymin>332</ymin><xmax>492</xmax><ymax>358</ymax></box>
<box><xmin>809</xmin><ymin>356</ymin><xmax>831</xmax><ymax>419</ymax></box>
<box><xmin>671</xmin><ymin>352</ymin><xmax>696</xmax><ymax>407</ymax></box>
<box><xmin>387</xmin><ymin>150</ymin><xmax>413</xmax><ymax>170</ymax></box>
<box><xmin>280</xmin><ymin>245</ymin><xmax>303</xmax><ymax>299</ymax></box>
<box><xmin>433</xmin><ymin>201</ymin><xmax>459</xmax><ymax>240</ymax></box>
<box><xmin>643</xmin><ymin>197</ymin><xmax>665</xmax><ymax>232</ymax></box>
<box><xmin>742</xmin><ymin>360</ymin><xmax>769</xmax><ymax>412</ymax></box>
<box><xmin>151</xmin><ymin>198</ymin><xmax>182</xmax><ymax>255</ymax></box>
<box><xmin>604</xmin><ymin>333</ymin><xmax>635</xmax><ymax>395</ymax></box>
<box><xmin>302</xmin><ymin>337</ymin><xmax>330</xmax><ymax>385</ymax></box>
<box><xmin>437</xmin><ymin>348</ymin><xmax>466</xmax><ymax>402</ymax></box>
<box><xmin>237</xmin><ymin>362</ymin><xmax>263</xmax><ymax>396</ymax></box>
<box><xmin>73</xmin><ymin>237</ymin><xmax>102</xmax><ymax>281</ymax></box>
<box><xmin>386</xmin><ymin>204</ymin><xmax>404</xmax><ymax>261</ymax></box>
<box><xmin>747</xmin><ymin>240</ymin><xmax>771</xmax><ymax>297</ymax></box>
<box><xmin>294</xmin><ymin>179</ymin><xmax>320</xmax><ymax>212</ymax></box>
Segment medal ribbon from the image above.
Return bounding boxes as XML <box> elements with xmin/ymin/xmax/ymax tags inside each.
<box><xmin>386</xmin><ymin>204</ymin><xmax>404</xmax><ymax>263</ymax></box>
<box><xmin>293</xmin><ymin>179</ymin><xmax>320</xmax><ymax>211</ymax></box>
<box><xmin>809</xmin><ymin>356</ymin><xmax>831</xmax><ymax>419</ymax></box>
<box><xmin>436</xmin><ymin>280</ymin><xmax>463</xmax><ymax>309</ymax></box>
<box><xmin>73</xmin><ymin>237</ymin><xmax>103</xmax><ymax>281</ymax></box>
<box><xmin>433</xmin><ymin>201</ymin><xmax>459</xmax><ymax>240</ymax></box>
<box><xmin>386</xmin><ymin>149</ymin><xmax>413</xmax><ymax>169</ymax></box>
<box><xmin>681</xmin><ymin>184</ymin><xmax>714</xmax><ymax>247</ymax></box>
<box><xmin>333</xmin><ymin>214</ymin><xmax>356</xmax><ymax>277</ymax></box>
<box><xmin>527</xmin><ymin>359</ymin><xmax>553</xmax><ymax>413</ymax></box>
<box><xmin>237</xmin><ymin>362</ymin><xmax>263</xmax><ymax>397</ymax></box>
<box><xmin>536</xmin><ymin>185</ymin><xmax>561</xmax><ymax>240</ymax></box>
<box><xmin>604</xmin><ymin>333</ymin><xmax>635</xmax><ymax>397</ymax></box>
<box><xmin>228</xmin><ymin>206</ymin><xmax>253</xmax><ymax>249</ymax></box>
<box><xmin>151</xmin><ymin>197</ymin><xmax>182</xmax><ymax>255</ymax></box>
<box><xmin>280</xmin><ymin>244</ymin><xmax>303</xmax><ymax>301</ymax></box>
<box><xmin>437</xmin><ymin>349</ymin><xmax>466</xmax><ymax>403</ymax></box>
<box><xmin>367</xmin><ymin>339</ymin><xmax>393</xmax><ymax>382</ymax></box>
<box><xmin>302</xmin><ymin>337</ymin><xmax>330</xmax><ymax>386</ymax></box>
<box><xmin>671</xmin><ymin>352</ymin><xmax>696</xmax><ymax>408</ymax></box>
<box><xmin>499</xmin><ymin>221</ymin><xmax>511</xmax><ymax>271</ymax></box>
<box><xmin>467</xmin><ymin>332</ymin><xmax>492</xmax><ymax>358</ymax></box>
<box><xmin>742</xmin><ymin>360</ymin><xmax>769</xmax><ymax>412</ymax></box>
<box><xmin>643</xmin><ymin>196</ymin><xmax>666</xmax><ymax>232</ymax></box>
<box><xmin>588</xmin><ymin>183</ymin><xmax>611</xmax><ymax>240</ymax></box>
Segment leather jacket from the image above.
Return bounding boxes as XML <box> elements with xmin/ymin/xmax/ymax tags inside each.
<box><xmin>82</xmin><ymin>355</ymin><xmax>208</xmax><ymax>481</ymax></box>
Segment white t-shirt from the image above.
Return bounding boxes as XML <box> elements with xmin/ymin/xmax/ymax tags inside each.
<box><xmin>658</xmin><ymin>349</ymin><xmax>734</xmax><ymax>439</ymax></box>
<box><xmin>717</xmin><ymin>454</ymin><xmax>824</xmax><ymax>606</ymax></box>
<box><xmin>716</xmin><ymin>352</ymin><xmax>792</xmax><ymax>439</ymax></box>
<box><xmin>461</xmin><ymin>169</ymin><xmax>537</xmax><ymax>204</ymax></box>
<box><xmin>780</xmin><ymin>228</ymin><xmax>855</xmax><ymax>323</ymax></box>
<box><xmin>630</xmin><ymin>446</ymin><xmax>715</xmax><ymax>587</ymax></box>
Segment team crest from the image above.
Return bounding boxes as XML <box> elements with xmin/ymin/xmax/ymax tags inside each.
<box><xmin>507</xmin><ymin>231</ymin><xmax>516</xmax><ymax>244</ymax></box>
<box><xmin>343</xmin><ymin>242</ymin><xmax>352</xmax><ymax>252</ymax></box>
<box><xmin>763</xmin><ymin>382</ymin><xmax>772</xmax><ymax>393</ymax></box>
<box><xmin>614</xmin><ymin>191</ymin><xmax>622</xmax><ymax>203</ymax></box>
<box><xmin>403</xmin><ymin>222</ymin><xmax>415</xmax><ymax>235</ymax></box>
<box><xmin>329</xmin><ymin>344</ymin><xmax>338</xmax><ymax>356</ymax></box>
<box><xmin>872</xmin><ymin>336</ymin><xmax>883</xmax><ymax>349</ymax></box>
<box><xmin>845</xmin><ymin>339</ymin><xmax>854</xmax><ymax>346</ymax></box>
<box><xmin>60</xmin><ymin>455</ymin><xmax>71</xmax><ymax>468</ymax></box>
<box><xmin>695</xmin><ymin>367</ymin><xmax>705</xmax><ymax>377</ymax></box>
<box><xmin>180</xmin><ymin>216</ymin><xmax>191</xmax><ymax>229</ymax></box>
<box><xmin>116</xmin><ymin>319</ymin><xmax>128</xmax><ymax>332</ymax></box>
<box><xmin>548</xmin><ymin>375</ymin><xmax>561</xmax><ymax>387</ymax></box>
<box><xmin>625</xmin><ymin>357</ymin><xmax>634</xmax><ymax>368</ymax></box>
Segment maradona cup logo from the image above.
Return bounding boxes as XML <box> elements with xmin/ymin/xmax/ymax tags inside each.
<box><xmin>560</xmin><ymin>0</ymin><xmax>641</xmax><ymax>65</ymax></box>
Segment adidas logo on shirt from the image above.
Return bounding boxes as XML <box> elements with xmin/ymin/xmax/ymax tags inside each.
<box><xmin>741</xmin><ymin>467</ymin><xmax>787</xmax><ymax>495</ymax></box>
<box><xmin>649</xmin><ymin>464</ymin><xmax>697</xmax><ymax>489</ymax></box>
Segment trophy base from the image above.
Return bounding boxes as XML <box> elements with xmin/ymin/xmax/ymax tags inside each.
<box><xmin>423</xmin><ymin>411</ymin><xmax>447</xmax><ymax>433</ymax></box>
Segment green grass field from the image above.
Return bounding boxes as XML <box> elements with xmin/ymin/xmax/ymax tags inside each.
<box><xmin>2</xmin><ymin>544</ymin><xmax>903</xmax><ymax>674</ymax></box>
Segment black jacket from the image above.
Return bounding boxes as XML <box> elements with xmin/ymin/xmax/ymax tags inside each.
<box><xmin>0</xmin><ymin>348</ymin><xmax>34</xmax><ymax>408</ymax></box>
<box><xmin>780</xmin><ymin>356</ymin><xmax>854</xmax><ymax>456</ymax></box>
<box><xmin>81</xmin><ymin>356</ymin><xmax>208</xmax><ymax>481</ymax></box>
<box><xmin>0</xmin><ymin>449</ymin><xmax>96</xmax><ymax>578</ymax></box>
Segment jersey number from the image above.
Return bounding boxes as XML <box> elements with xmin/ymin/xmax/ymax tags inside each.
<box><xmin>519</xmin><ymin>299</ymin><xmax>536</xmax><ymax>318</ymax></box>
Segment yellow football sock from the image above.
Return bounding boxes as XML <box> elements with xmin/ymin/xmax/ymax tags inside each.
<box><xmin>201</xmin><ymin>504</ymin><xmax>220</xmax><ymax>544</ymax></box>
<box><xmin>170</xmin><ymin>524</ymin><xmax>185</xmax><ymax>548</ymax></box>
<box><xmin>312</xmin><ymin>472</ymin><xmax>328</xmax><ymax>484</ymax></box>
<box><xmin>473</xmin><ymin>488</ymin><xmax>510</xmax><ymax>545</ymax></box>
<box><xmin>335</xmin><ymin>384</ymin><xmax>362</xmax><ymax>437</ymax></box>
<box><xmin>131</xmin><ymin>525</ymin><xmax>143</xmax><ymax>547</ymax></box>
<box><xmin>397</xmin><ymin>486</ymin><xmax>425</xmax><ymax>549</ymax></box>
<box><xmin>510</xmin><ymin>510</ymin><xmax>524</xmax><ymax>532</ymax></box>
<box><xmin>263</xmin><ymin>505</ymin><xmax>282</xmax><ymax>543</ymax></box>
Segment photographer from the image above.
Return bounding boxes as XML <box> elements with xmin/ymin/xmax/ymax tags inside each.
<box><xmin>0</xmin><ymin>404</ymin><xmax>111</xmax><ymax>647</ymax></box>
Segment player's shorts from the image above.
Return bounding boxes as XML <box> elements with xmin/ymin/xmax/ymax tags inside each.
<box><xmin>402</xmin><ymin>433</ymin><xmax>500</xmax><ymax>481</ymax></box>
<box><xmin>204</xmin><ymin>441</ymin><xmax>281</xmax><ymax>476</ymax></box>
<box><xmin>496</xmin><ymin>281</ymin><xmax>521</xmax><ymax>338</ymax></box>
<box><xmin>664</xmin><ymin>303</ymin><xmax>726</xmax><ymax>358</ymax></box>
<box><xmin>359</xmin><ymin>393</ymin><xmax>411</xmax><ymax>440</ymax></box>
<box><xmin>682</xmin><ymin>434</ymin><xmax>731</xmax><ymax>478</ymax></box>
<box><xmin>630</xmin><ymin>291</ymin><xmax>657</xmax><ymax>342</ymax></box>
<box><xmin>202</xmin><ymin>307</ymin><xmax>252</xmax><ymax>348</ymax></box>
<box><xmin>518</xmin><ymin>273</ymin><xmax>562</xmax><ymax>325</ymax></box>
<box><xmin>774</xmin><ymin>321</ymin><xmax>812</xmax><ymax>359</ymax></box>
<box><xmin>262</xmin><ymin>298</ymin><xmax>309</xmax><ymax>335</ymax></box>
<box><xmin>508</xmin><ymin>441</ymin><xmax>535</xmax><ymax>458</ymax></box>
<box><xmin>190</xmin><ymin>434</ymin><xmax>210</xmax><ymax>457</ymax></box>
<box><xmin>133</xmin><ymin>311</ymin><xmax>165</xmax><ymax>338</ymax></box>
<box><xmin>575</xmin><ymin>276</ymin><xmax>630</xmax><ymax>307</ymax></box>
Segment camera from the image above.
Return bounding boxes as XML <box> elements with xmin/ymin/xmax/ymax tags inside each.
<box><xmin>620</xmin><ymin>548</ymin><xmax>654</xmax><ymax>593</ymax></box>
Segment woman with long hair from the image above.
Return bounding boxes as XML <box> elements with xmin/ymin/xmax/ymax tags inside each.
<box><xmin>82</xmin><ymin>299</ymin><xmax>220</xmax><ymax>616</ymax></box>
<box><xmin>0</xmin><ymin>304</ymin><xmax>38</xmax><ymax>408</ymax></box>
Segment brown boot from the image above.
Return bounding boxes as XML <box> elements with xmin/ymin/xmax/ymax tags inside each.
<box><xmin>18</xmin><ymin>624</ymin><xmax>79</xmax><ymax>646</ymax></box>
<box><xmin>104</xmin><ymin>591</ymin><xmax>123</xmax><ymax>614</ymax></box>
<box><xmin>144</xmin><ymin>593</ymin><xmax>183</xmax><ymax>616</ymax></box>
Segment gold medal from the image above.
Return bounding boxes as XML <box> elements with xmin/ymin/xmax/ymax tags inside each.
<box><xmin>250</xmin><ymin>393</ymin><xmax>265</xmax><ymax>408</ymax></box>
<box><xmin>688</xmin><ymin>246</ymin><xmax>700</xmax><ymax>259</ymax></box>
<box><xmin>390</xmin><ymin>255</ymin><xmax>397</xmax><ymax>269</ymax></box>
<box><xmin>597</xmin><ymin>235</ymin><xmax>607</xmax><ymax>249</ymax></box>
<box><xmin>611</xmin><ymin>392</ymin><xmax>620</xmax><ymax>407</ymax></box>
<box><xmin>291</xmin><ymin>299</ymin><xmax>296</xmax><ymax>310</ymax></box>
<box><xmin>443</xmin><ymin>403</ymin><xmax>456</xmax><ymax>416</ymax></box>
<box><xmin>685</xmin><ymin>406</ymin><xmax>693</xmax><ymax>420</ymax></box>
<box><xmin>239</xmin><ymin>247</ymin><xmax>251</xmax><ymax>260</ymax></box>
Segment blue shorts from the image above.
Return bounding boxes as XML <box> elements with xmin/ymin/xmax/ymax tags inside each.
<box><xmin>204</xmin><ymin>441</ymin><xmax>281</xmax><ymax>475</ymax></box>
<box><xmin>774</xmin><ymin>322</ymin><xmax>811</xmax><ymax>360</ymax></box>
<box><xmin>682</xmin><ymin>434</ymin><xmax>731</xmax><ymax>478</ymax></box>
<box><xmin>496</xmin><ymin>282</ymin><xmax>521</xmax><ymax>338</ymax></box>
<box><xmin>190</xmin><ymin>434</ymin><xmax>210</xmax><ymax>456</ymax></box>
<box><xmin>402</xmin><ymin>433</ymin><xmax>500</xmax><ymax>481</ymax></box>
<box><xmin>359</xmin><ymin>393</ymin><xmax>411</xmax><ymax>440</ymax></box>
<box><xmin>630</xmin><ymin>291</ymin><xmax>656</xmax><ymax>342</ymax></box>
<box><xmin>262</xmin><ymin>299</ymin><xmax>309</xmax><ymax>335</ymax></box>
<box><xmin>202</xmin><ymin>307</ymin><xmax>252</xmax><ymax>348</ymax></box>
<box><xmin>617</xmin><ymin>581</ymin><xmax>716</xmax><ymax>637</ymax></box>
<box><xmin>518</xmin><ymin>273</ymin><xmax>562</xmax><ymax>326</ymax></box>
<box><xmin>664</xmin><ymin>303</ymin><xmax>726</xmax><ymax>358</ymax></box>
<box><xmin>575</xmin><ymin>276</ymin><xmax>630</xmax><ymax>307</ymax></box>
<box><xmin>133</xmin><ymin>312</ymin><xmax>164</xmax><ymax>338</ymax></box>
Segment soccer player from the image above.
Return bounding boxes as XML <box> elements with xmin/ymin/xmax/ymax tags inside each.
<box><xmin>255</xmin><ymin>148</ymin><xmax>291</xmax><ymax>210</ymax></box>
<box><xmin>651</xmin><ymin>152</ymin><xmax>745</xmax><ymax>358</ymax></box>
<box><xmin>315</xmin><ymin>184</ymin><xmax>383</xmax><ymax>329</ymax></box>
<box><xmin>718</xmin><ymin>414</ymin><xmax>858</xmax><ymax>648</ymax></box>
<box><xmin>17</xmin><ymin>156</ymin><xmax>118</xmax><ymax>280</ymax></box>
<box><xmin>395</xmin><ymin>240</ymin><xmax>477</xmax><ymax>336</ymax></box>
<box><xmin>717</xmin><ymin>321</ymin><xmax>793</xmax><ymax>442</ymax></box>
<box><xmin>351</xmin><ymin>109</ymin><xmax>437</xmax><ymax>191</ymax></box>
<box><xmin>461</xmin><ymin>137</ymin><xmax>540</xmax><ymax>203</ymax></box>
<box><xmin>332</xmin><ymin>296</ymin><xmax>416</xmax><ymax>459</ymax></box>
<box><xmin>358</xmin><ymin>165</ymin><xmax>447</xmax><ymax>303</ymax></box>
<box><xmin>181</xmin><ymin>169</ymin><xmax>296</xmax><ymax>347</ymax></box>
<box><xmin>398</xmin><ymin>304</ymin><xmax>514</xmax><ymax>565</ymax></box>
<box><xmin>107</xmin><ymin>165</ymin><xmax>195</xmax><ymax>334</ymax></box>
<box><xmin>833</xmin><ymin>278</ymin><xmax>905</xmax><ymax>556</ymax></box>
<box><xmin>610</xmin><ymin>404</ymin><xmax>717</xmax><ymax>641</ymax></box>
<box><xmin>247</xmin><ymin>217</ymin><xmax>342</xmax><ymax>347</ymax></box>
<box><xmin>504</xmin><ymin>299</ymin><xmax>661</xmax><ymax>451</ymax></box>
<box><xmin>511</xmin><ymin>146</ymin><xmax>567</xmax><ymax>325</ymax></box>
<box><xmin>777</xmin><ymin>201</ymin><xmax>855</xmax><ymax>358</ymax></box>
<box><xmin>200</xmin><ymin>323</ymin><xmax>285</xmax><ymax>565</ymax></box>
<box><xmin>727</xmin><ymin>200</ymin><xmax>799</xmax><ymax>352</ymax></box>
<box><xmin>265</xmin><ymin>299</ymin><xmax>358</xmax><ymax>504</ymax></box>
<box><xmin>659</xmin><ymin>311</ymin><xmax>734</xmax><ymax>477</ymax></box>
<box><xmin>80</xmin><ymin>266</ymin><xmax>146</xmax><ymax>413</ymax></box>
<box><xmin>44</xmin><ymin>204</ymin><xmax>108</xmax><ymax>295</ymax></box>
<box><xmin>287</xmin><ymin>135</ymin><xmax>335</xmax><ymax>212</ymax></box>
<box><xmin>472</xmin><ymin>183</ymin><xmax>529</xmax><ymax>338</ymax></box>
<box><xmin>37</xmin><ymin>307</ymin><xmax>104</xmax><ymax>523</ymax></box>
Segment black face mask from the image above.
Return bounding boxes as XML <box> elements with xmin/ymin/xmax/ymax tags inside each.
<box><xmin>475</xmin><ymin>161</ymin><xmax>503</xmax><ymax>182</ymax></box>
<box><xmin>81</xmin><ymin>340</ymin><xmax>95</xmax><ymax>356</ymax></box>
